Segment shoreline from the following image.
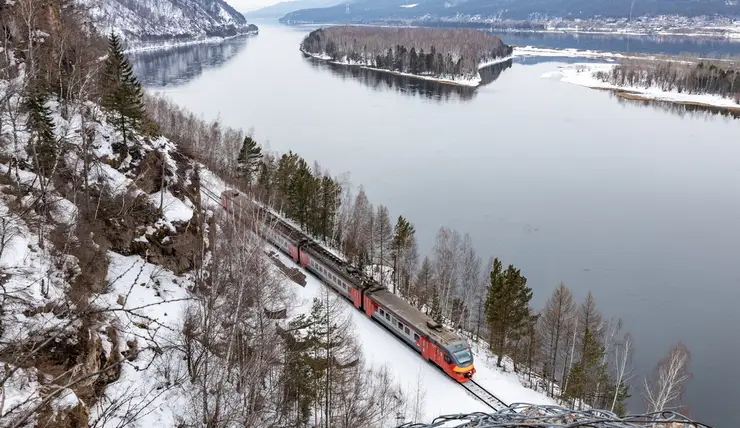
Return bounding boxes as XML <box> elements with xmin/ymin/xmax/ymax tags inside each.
<box><xmin>546</xmin><ymin>62</ymin><xmax>740</xmax><ymax>114</ymax></box>
<box><xmin>282</xmin><ymin>21</ymin><xmax>740</xmax><ymax>41</ymax></box>
<box><xmin>300</xmin><ymin>48</ymin><xmax>513</xmax><ymax>87</ymax></box>
<box><xmin>124</xmin><ymin>30</ymin><xmax>258</xmax><ymax>54</ymax></box>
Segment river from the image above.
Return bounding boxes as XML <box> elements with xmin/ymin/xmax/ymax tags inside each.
<box><xmin>131</xmin><ymin>23</ymin><xmax>740</xmax><ymax>427</ymax></box>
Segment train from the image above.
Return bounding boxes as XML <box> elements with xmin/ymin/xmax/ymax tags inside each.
<box><xmin>220</xmin><ymin>189</ymin><xmax>476</xmax><ymax>383</ymax></box>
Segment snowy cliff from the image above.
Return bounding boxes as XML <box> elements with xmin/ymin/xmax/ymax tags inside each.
<box><xmin>86</xmin><ymin>0</ymin><xmax>257</xmax><ymax>47</ymax></box>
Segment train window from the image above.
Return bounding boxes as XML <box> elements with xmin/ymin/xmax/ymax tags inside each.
<box><xmin>397</xmin><ymin>321</ymin><xmax>403</xmax><ymax>329</ymax></box>
<box><xmin>414</xmin><ymin>333</ymin><xmax>420</xmax><ymax>341</ymax></box>
<box><xmin>444</xmin><ymin>354</ymin><xmax>452</xmax><ymax>364</ymax></box>
<box><xmin>404</xmin><ymin>327</ymin><xmax>410</xmax><ymax>335</ymax></box>
<box><xmin>385</xmin><ymin>313</ymin><xmax>390</xmax><ymax>321</ymax></box>
<box><xmin>379</xmin><ymin>308</ymin><xmax>384</xmax><ymax>315</ymax></box>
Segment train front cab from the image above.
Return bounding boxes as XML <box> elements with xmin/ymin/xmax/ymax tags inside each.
<box><xmin>421</xmin><ymin>339</ymin><xmax>475</xmax><ymax>382</ymax></box>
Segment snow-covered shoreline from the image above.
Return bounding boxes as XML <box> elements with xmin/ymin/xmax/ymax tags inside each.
<box><xmin>494</xmin><ymin>26</ymin><xmax>740</xmax><ymax>40</ymax></box>
<box><xmin>124</xmin><ymin>30</ymin><xmax>258</xmax><ymax>54</ymax></box>
<box><xmin>300</xmin><ymin>48</ymin><xmax>512</xmax><ymax>87</ymax></box>
<box><xmin>546</xmin><ymin>62</ymin><xmax>740</xmax><ymax>111</ymax></box>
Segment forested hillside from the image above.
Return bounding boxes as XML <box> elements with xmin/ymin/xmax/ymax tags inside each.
<box><xmin>301</xmin><ymin>27</ymin><xmax>513</xmax><ymax>82</ymax></box>
<box><xmin>594</xmin><ymin>60</ymin><xmax>740</xmax><ymax>102</ymax></box>
<box><xmin>85</xmin><ymin>0</ymin><xmax>258</xmax><ymax>47</ymax></box>
<box><xmin>0</xmin><ymin>1</ymin><xmax>403</xmax><ymax>426</ymax></box>
<box><xmin>281</xmin><ymin>0</ymin><xmax>740</xmax><ymax>24</ymax></box>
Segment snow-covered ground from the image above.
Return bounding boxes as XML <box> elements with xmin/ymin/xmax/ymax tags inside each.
<box><xmin>123</xmin><ymin>32</ymin><xmax>257</xmax><ymax>54</ymax></box>
<box><xmin>544</xmin><ymin>62</ymin><xmax>740</xmax><ymax>110</ymax></box>
<box><xmin>270</xmin><ymin>247</ymin><xmax>556</xmax><ymax>422</ymax></box>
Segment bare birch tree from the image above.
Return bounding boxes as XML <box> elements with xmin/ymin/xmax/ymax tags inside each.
<box><xmin>643</xmin><ymin>342</ymin><xmax>692</xmax><ymax>414</ymax></box>
<box><xmin>432</xmin><ymin>226</ymin><xmax>461</xmax><ymax>321</ymax></box>
<box><xmin>611</xmin><ymin>332</ymin><xmax>635</xmax><ymax>413</ymax></box>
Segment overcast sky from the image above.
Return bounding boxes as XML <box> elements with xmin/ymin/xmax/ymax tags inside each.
<box><xmin>231</xmin><ymin>0</ymin><xmax>288</xmax><ymax>12</ymax></box>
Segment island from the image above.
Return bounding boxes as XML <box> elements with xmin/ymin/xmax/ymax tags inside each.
<box><xmin>300</xmin><ymin>26</ymin><xmax>513</xmax><ymax>87</ymax></box>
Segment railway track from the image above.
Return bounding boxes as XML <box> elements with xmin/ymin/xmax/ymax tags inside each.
<box><xmin>461</xmin><ymin>379</ymin><xmax>508</xmax><ymax>411</ymax></box>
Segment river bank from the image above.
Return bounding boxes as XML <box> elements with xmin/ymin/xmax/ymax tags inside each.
<box><xmin>301</xmin><ymin>48</ymin><xmax>513</xmax><ymax>87</ymax></box>
<box><xmin>124</xmin><ymin>29</ymin><xmax>259</xmax><ymax>54</ymax></box>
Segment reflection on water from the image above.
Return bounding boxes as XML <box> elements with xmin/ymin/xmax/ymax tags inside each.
<box><xmin>609</xmin><ymin>91</ymin><xmax>740</xmax><ymax>120</ymax></box>
<box><xmin>305</xmin><ymin>56</ymin><xmax>513</xmax><ymax>101</ymax></box>
<box><xmin>130</xmin><ymin>37</ymin><xmax>250</xmax><ymax>88</ymax></box>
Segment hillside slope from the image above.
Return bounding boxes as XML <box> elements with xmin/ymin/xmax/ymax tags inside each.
<box><xmin>280</xmin><ymin>0</ymin><xmax>740</xmax><ymax>24</ymax></box>
<box><xmin>244</xmin><ymin>0</ymin><xmax>341</xmax><ymax>18</ymax></box>
<box><xmin>87</xmin><ymin>0</ymin><xmax>258</xmax><ymax>47</ymax></box>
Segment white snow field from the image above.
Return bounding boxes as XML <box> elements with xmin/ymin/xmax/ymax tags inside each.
<box><xmin>270</xmin><ymin>247</ymin><xmax>556</xmax><ymax>422</ymax></box>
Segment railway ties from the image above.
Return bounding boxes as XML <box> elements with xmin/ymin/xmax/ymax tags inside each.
<box><xmin>461</xmin><ymin>380</ymin><xmax>507</xmax><ymax>411</ymax></box>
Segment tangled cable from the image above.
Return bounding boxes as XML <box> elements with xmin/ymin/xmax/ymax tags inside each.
<box><xmin>394</xmin><ymin>403</ymin><xmax>712</xmax><ymax>428</ymax></box>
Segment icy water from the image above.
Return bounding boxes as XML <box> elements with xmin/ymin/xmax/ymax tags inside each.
<box><xmin>131</xmin><ymin>24</ymin><xmax>740</xmax><ymax>427</ymax></box>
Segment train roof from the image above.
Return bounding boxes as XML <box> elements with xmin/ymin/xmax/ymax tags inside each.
<box><xmin>368</xmin><ymin>288</ymin><xmax>463</xmax><ymax>348</ymax></box>
<box><xmin>303</xmin><ymin>241</ymin><xmax>378</xmax><ymax>290</ymax></box>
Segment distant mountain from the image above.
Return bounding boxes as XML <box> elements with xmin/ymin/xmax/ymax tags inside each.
<box><xmin>88</xmin><ymin>0</ymin><xmax>258</xmax><ymax>46</ymax></box>
<box><xmin>245</xmin><ymin>0</ymin><xmax>342</xmax><ymax>18</ymax></box>
<box><xmin>280</xmin><ymin>0</ymin><xmax>740</xmax><ymax>24</ymax></box>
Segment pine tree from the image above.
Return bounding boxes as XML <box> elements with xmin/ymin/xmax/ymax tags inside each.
<box><xmin>24</xmin><ymin>88</ymin><xmax>57</xmax><ymax>178</ymax></box>
<box><xmin>100</xmin><ymin>32</ymin><xmax>147</xmax><ymax>154</ymax></box>
<box><xmin>256</xmin><ymin>155</ymin><xmax>274</xmax><ymax>203</ymax></box>
<box><xmin>484</xmin><ymin>258</ymin><xmax>534</xmax><ymax>367</ymax></box>
<box><xmin>236</xmin><ymin>135</ymin><xmax>262</xmax><ymax>186</ymax></box>
<box><xmin>564</xmin><ymin>327</ymin><xmax>608</xmax><ymax>408</ymax></box>
<box><xmin>391</xmin><ymin>215</ymin><xmax>415</xmax><ymax>294</ymax></box>
<box><xmin>429</xmin><ymin>285</ymin><xmax>442</xmax><ymax>323</ymax></box>
<box><xmin>318</xmin><ymin>175</ymin><xmax>340</xmax><ymax>244</ymax></box>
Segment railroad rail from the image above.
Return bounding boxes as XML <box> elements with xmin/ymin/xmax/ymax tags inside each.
<box><xmin>461</xmin><ymin>380</ymin><xmax>507</xmax><ymax>411</ymax></box>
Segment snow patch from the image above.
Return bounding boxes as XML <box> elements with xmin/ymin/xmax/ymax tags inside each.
<box><xmin>150</xmin><ymin>190</ymin><xmax>193</xmax><ymax>223</ymax></box>
<box><xmin>51</xmin><ymin>388</ymin><xmax>80</xmax><ymax>411</ymax></box>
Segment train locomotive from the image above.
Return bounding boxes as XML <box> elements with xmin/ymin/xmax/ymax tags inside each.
<box><xmin>220</xmin><ymin>189</ymin><xmax>476</xmax><ymax>382</ymax></box>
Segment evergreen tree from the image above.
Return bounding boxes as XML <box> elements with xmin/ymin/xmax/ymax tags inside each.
<box><xmin>391</xmin><ymin>215</ymin><xmax>415</xmax><ymax>293</ymax></box>
<box><xmin>484</xmin><ymin>258</ymin><xmax>534</xmax><ymax>367</ymax></box>
<box><xmin>256</xmin><ymin>155</ymin><xmax>275</xmax><ymax>203</ymax></box>
<box><xmin>236</xmin><ymin>135</ymin><xmax>262</xmax><ymax>186</ymax></box>
<box><xmin>24</xmin><ymin>88</ymin><xmax>57</xmax><ymax>178</ymax></box>
<box><xmin>286</xmin><ymin>158</ymin><xmax>314</xmax><ymax>228</ymax></box>
<box><xmin>318</xmin><ymin>175</ymin><xmax>340</xmax><ymax>244</ymax></box>
<box><xmin>409</xmin><ymin>47</ymin><xmax>419</xmax><ymax>75</ymax></box>
<box><xmin>275</xmin><ymin>151</ymin><xmax>299</xmax><ymax>211</ymax></box>
<box><xmin>563</xmin><ymin>327</ymin><xmax>608</xmax><ymax>408</ymax></box>
<box><xmin>429</xmin><ymin>285</ymin><xmax>442</xmax><ymax>323</ymax></box>
<box><xmin>100</xmin><ymin>32</ymin><xmax>147</xmax><ymax>154</ymax></box>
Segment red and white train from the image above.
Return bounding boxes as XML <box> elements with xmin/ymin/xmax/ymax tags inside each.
<box><xmin>221</xmin><ymin>189</ymin><xmax>476</xmax><ymax>382</ymax></box>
